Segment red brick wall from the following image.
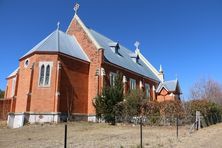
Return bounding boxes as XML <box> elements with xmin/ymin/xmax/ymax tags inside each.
<box><xmin>8</xmin><ymin>51</ymin><xmax>91</xmax><ymax>115</ymax></box>
<box><xmin>4</xmin><ymin>15</ymin><xmax>167</xmax><ymax>117</ymax></box>
<box><xmin>16</xmin><ymin>55</ymin><xmax>35</xmax><ymax>112</ymax></box>
<box><xmin>66</xmin><ymin>15</ymin><xmax>162</xmax><ymax>114</ymax></box>
<box><xmin>0</xmin><ymin>99</ymin><xmax>12</xmax><ymax>120</ymax></box>
<box><xmin>157</xmin><ymin>88</ymin><xmax>175</xmax><ymax>102</ymax></box>
<box><xmin>5</xmin><ymin>76</ymin><xmax>16</xmax><ymax>99</ymax></box>
<box><xmin>29</xmin><ymin>54</ymin><xmax>58</xmax><ymax>112</ymax></box>
<box><xmin>59</xmin><ymin>55</ymin><xmax>89</xmax><ymax>114</ymax></box>
<box><xmin>15</xmin><ymin>54</ymin><xmax>58</xmax><ymax>112</ymax></box>
<box><xmin>102</xmin><ymin>62</ymin><xmax>159</xmax><ymax>100</ymax></box>
<box><xmin>67</xmin><ymin>16</ymin><xmax>103</xmax><ymax>115</ymax></box>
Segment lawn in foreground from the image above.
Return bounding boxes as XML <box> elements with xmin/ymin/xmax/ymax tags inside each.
<box><xmin>0</xmin><ymin>121</ymin><xmax>222</xmax><ymax>148</ymax></box>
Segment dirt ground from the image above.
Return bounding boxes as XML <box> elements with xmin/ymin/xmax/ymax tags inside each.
<box><xmin>0</xmin><ymin>121</ymin><xmax>222</xmax><ymax>148</ymax></box>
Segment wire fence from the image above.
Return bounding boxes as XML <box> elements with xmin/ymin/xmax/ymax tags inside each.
<box><xmin>114</xmin><ymin>113</ymin><xmax>222</xmax><ymax>127</ymax></box>
<box><xmin>62</xmin><ymin>113</ymin><xmax>222</xmax><ymax>148</ymax></box>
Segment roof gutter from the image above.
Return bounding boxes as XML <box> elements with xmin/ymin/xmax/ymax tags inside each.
<box><xmin>103</xmin><ymin>60</ymin><xmax>160</xmax><ymax>84</ymax></box>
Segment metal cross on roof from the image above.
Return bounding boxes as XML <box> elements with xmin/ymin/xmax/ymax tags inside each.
<box><xmin>74</xmin><ymin>3</ymin><xmax>80</xmax><ymax>14</ymax></box>
<box><xmin>57</xmin><ymin>21</ymin><xmax>60</xmax><ymax>30</ymax></box>
<box><xmin>134</xmin><ymin>41</ymin><xmax>140</xmax><ymax>49</ymax></box>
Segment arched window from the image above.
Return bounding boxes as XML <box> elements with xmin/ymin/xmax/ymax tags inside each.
<box><xmin>38</xmin><ymin>62</ymin><xmax>53</xmax><ymax>87</ymax></box>
<box><xmin>45</xmin><ymin>65</ymin><xmax>50</xmax><ymax>85</ymax></box>
<box><xmin>109</xmin><ymin>72</ymin><xmax>117</xmax><ymax>86</ymax></box>
<box><xmin>145</xmin><ymin>83</ymin><xmax>150</xmax><ymax>99</ymax></box>
<box><xmin>39</xmin><ymin>65</ymin><xmax>45</xmax><ymax>86</ymax></box>
<box><xmin>130</xmin><ymin>78</ymin><xmax>136</xmax><ymax>90</ymax></box>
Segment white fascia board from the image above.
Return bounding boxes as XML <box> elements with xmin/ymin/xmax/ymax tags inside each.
<box><xmin>156</xmin><ymin>85</ymin><xmax>169</xmax><ymax>93</ymax></box>
<box><xmin>67</xmin><ymin>14</ymin><xmax>102</xmax><ymax>50</ymax></box>
<box><xmin>137</xmin><ymin>52</ymin><xmax>161</xmax><ymax>81</ymax></box>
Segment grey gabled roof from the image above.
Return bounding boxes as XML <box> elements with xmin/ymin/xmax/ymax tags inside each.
<box><xmin>21</xmin><ymin>29</ymin><xmax>90</xmax><ymax>62</ymax></box>
<box><xmin>156</xmin><ymin>80</ymin><xmax>181</xmax><ymax>93</ymax></box>
<box><xmin>88</xmin><ymin>28</ymin><xmax>160</xmax><ymax>81</ymax></box>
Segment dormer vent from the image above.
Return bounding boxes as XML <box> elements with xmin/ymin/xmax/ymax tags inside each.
<box><xmin>109</xmin><ymin>42</ymin><xmax>120</xmax><ymax>54</ymax></box>
<box><xmin>130</xmin><ymin>53</ymin><xmax>140</xmax><ymax>63</ymax></box>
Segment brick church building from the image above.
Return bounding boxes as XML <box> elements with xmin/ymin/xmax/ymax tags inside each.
<box><xmin>2</xmin><ymin>4</ymin><xmax>181</xmax><ymax>128</ymax></box>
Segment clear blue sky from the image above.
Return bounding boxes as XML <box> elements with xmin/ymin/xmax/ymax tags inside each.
<box><xmin>0</xmin><ymin>0</ymin><xmax>222</xmax><ymax>99</ymax></box>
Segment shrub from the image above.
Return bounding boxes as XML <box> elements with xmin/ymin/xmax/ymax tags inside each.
<box><xmin>143</xmin><ymin>101</ymin><xmax>160</xmax><ymax>116</ymax></box>
<box><xmin>124</xmin><ymin>89</ymin><xmax>146</xmax><ymax>117</ymax></box>
<box><xmin>143</xmin><ymin>101</ymin><xmax>160</xmax><ymax>125</ymax></box>
<box><xmin>159</xmin><ymin>100</ymin><xmax>185</xmax><ymax>118</ymax></box>
<box><xmin>185</xmin><ymin>99</ymin><xmax>222</xmax><ymax>126</ymax></box>
<box><xmin>93</xmin><ymin>72</ymin><xmax>124</xmax><ymax>125</ymax></box>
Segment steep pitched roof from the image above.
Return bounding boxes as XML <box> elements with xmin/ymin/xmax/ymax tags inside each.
<box><xmin>156</xmin><ymin>80</ymin><xmax>181</xmax><ymax>93</ymax></box>
<box><xmin>21</xmin><ymin>29</ymin><xmax>90</xmax><ymax>62</ymax></box>
<box><xmin>67</xmin><ymin>14</ymin><xmax>161</xmax><ymax>82</ymax></box>
<box><xmin>88</xmin><ymin>28</ymin><xmax>160</xmax><ymax>82</ymax></box>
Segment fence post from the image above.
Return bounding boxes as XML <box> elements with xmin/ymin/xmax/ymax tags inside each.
<box><xmin>64</xmin><ymin>124</ymin><xmax>67</xmax><ymax>148</ymax></box>
<box><xmin>140</xmin><ymin>117</ymin><xmax>143</xmax><ymax>148</ymax></box>
<box><xmin>196</xmin><ymin>111</ymin><xmax>200</xmax><ymax>130</ymax></box>
<box><xmin>176</xmin><ymin>116</ymin><xmax>179</xmax><ymax>138</ymax></box>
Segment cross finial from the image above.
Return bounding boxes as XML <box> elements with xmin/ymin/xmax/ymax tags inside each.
<box><xmin>74</xmin><ymin>3</ymin><xmax>80</xmax><ymax>14</ymax></box>
<box><xmin>134</xmin><ymin>41</ymin><xmax>140</xmax><ymax>49</ymax></box>
<box><xmin>159</xmin><ymin>64</ymin><xmax>163</xmax><ymax>73</ymax></box>
<box><xmin>57</xmin><ymin>21</ymin><xmax>60</xmax><ymax>30</ymax></box>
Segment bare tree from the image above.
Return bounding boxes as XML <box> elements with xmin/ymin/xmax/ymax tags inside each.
<box><xmin>190</xmin><ymin>78</ymin><xmax>222</xmax><ymax>104</ymax></box>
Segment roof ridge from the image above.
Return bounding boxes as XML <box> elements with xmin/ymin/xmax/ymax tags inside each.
<box><xmin>57</xmin><ymin>29</ymin><xmax>60</xmax><ymax>53</ymax></box>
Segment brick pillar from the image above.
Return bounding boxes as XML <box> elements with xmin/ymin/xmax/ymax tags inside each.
<box><xmin>54</xmin><ymin>61</ymin><xmax>61</xmax><ymax>112</ymax></box>
<box><xmin>26</xmin><ymin>63</ymin><xmax>35</xmax><ymax>112</ymax></box>
<box><xmin>98</xmin><ymin>49</ymin><xmax>104</xmax><ymax>95</ymax></box>
<box><xmin>123</xmin><ymin>75</ymin><xmax>127</xmax><ymax>95</ymax></box>
<box><xmin>100</xmin><ymin>67</ymin><xmax>106</xmax><ymax>94</ymax></box>
<box><xmin>152</xmin><ymin>85</ymin><xmax>156</xmax><ymax>101</ymax></box>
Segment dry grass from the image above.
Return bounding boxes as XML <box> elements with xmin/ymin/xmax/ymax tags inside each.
<box><xmin>0</xmin><ymin>121</ymin><xmax>222</xmax><ymax>148</ymax></box>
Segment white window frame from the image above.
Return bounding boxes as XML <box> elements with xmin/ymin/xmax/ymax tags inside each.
<box><xmin>109</xmin><ymin>72</ymin><xmax>117</xmax><ymax>86</ymax></box>
<box><xmin>145</xmin><ymin>83</ymin><xmax>151</xmax><ymax>98</ymax></box>
<box><xmin>130</xmin><ymin>78</ymin><xmax>136</xmax><ymax>90</ymax></box>
<box><xmin>11</xmin><ymin>77</ymin><xmax>16</xmax><ymax>97</ymax></box>
<box><xmin>38</xmin><ymin>61</ymin><xmax>53</xmax><ymax>87</ymax></box>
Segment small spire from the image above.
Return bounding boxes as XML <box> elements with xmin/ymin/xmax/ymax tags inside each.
<box><xmin>57</xmin><ymin>21</ymin><xmax>60</xmax><ymax>30</ymax></box>
<box><xmin>159</xmin><ymin>65</ymin><xmax>164</xmax><ymax>82</ymax></box>
<box><xmin>159</xmin><ymin>65</ymin><xmax>163</xmax><ymax>73</ymax></box>
<box><xmin>134</xmin><ymin>41</ymin><xmax>140</xmax><ymax>54</ymax></box>
<box><xmin>175</xmin><ymin>73</ymin><xmax>178</xmax><ymax>80</ymax></box>
<box><xmin>134</xmin><ymin>41</ymin><xmax>140</xmax><ymax>49</ymax></box>
<box><xmin>74</xmin><ymin>3</ymin><xmax>80</xmax><ymax>14</ymax></box>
